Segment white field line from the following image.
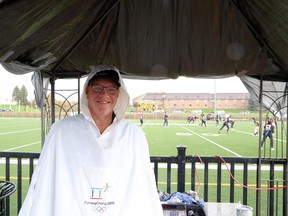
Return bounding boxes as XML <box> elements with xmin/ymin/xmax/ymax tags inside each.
<box><xmin>153</xmin><ymin>163</ymin><xmax>283</xmax><ymax>171</ymax></box>
<box><xmin>3</xmin><ymin>141</ymin><xmax>41</xmax><ymax>151</ymax></box>
<box><xmin>138</xmin><ymin>123</ymin><xmax>196</xmax><ymax>126</ymax></box>
<box><xmin>0</xmin><ymin>128</ymin><xmax>39</xmax><ymax>136</ymax></box>
<box><xmin>229</xmin><ymin>128</ymin><xmax>254</xmax><ymax>136</ymax></box>
<box><xmin>0</xmin><ymin>158</ymin><xmax>38</xmax><ymax>165</ymax></box>
<box><xmin>1</xmin><ymin>127</ymin><xmax>41</xmax><ymax>151</ymax></box>
<box><xmin>0</xmin><ymin>140</ymin><xmax>40</xmax><ymax>164</ymax></box>
<box><xmin>179</xmin><ymin>125</ymin><xmax>242</xmax><ymax>157</ymax></box>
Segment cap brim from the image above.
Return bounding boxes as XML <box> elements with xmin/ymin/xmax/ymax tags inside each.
<box><xmin>88</xmin><ymin>70</ymin><xmax>120</xmax><ymax>87</ymax></box>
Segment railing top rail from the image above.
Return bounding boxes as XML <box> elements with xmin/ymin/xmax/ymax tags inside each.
<box><xmin>151</xmin><ymin>154</ymin><xmax>287</xmax><ymax>165</ymax></box>
<box><xmin>0</xmin><ymin>152</ymin><xmax>40</xmax><ymax>158</ymax></box>
<box><xmin>150</xmin><ymin>156</ymin><xmax>178</xmax><ymax>163</ymax></box>
<box><xmin>1</xmin><ymin>152</ymin><xmax>287</xmax><ymax>166</ymax></box>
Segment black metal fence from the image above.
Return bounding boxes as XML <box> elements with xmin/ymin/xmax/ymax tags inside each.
<box><xmin>0</xmin><ymin>146</ymin><xmax>287</xmax><ymax>216</ymax></box>
<box><xmin>152</xmin><ymin>146</ymin><xmax>287</xmax><ymax>216</ymax></box>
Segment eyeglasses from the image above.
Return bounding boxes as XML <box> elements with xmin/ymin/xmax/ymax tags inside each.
<box><xmin>89</xmin><ymin>84</ymin><xmax>119</xmax><ymax>95</ymax></box>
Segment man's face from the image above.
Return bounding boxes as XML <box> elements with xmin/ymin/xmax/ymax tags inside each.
<box><xmin>86</xmin><ymin>78</ymin><xmax>119</xmax><ymax>119</ymax></box>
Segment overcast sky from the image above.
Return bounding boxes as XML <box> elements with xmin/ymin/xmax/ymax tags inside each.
<box><xmin>0</xmin><ymin>65</ymin><xmax>248</xmax><ymax>102</ymax></box>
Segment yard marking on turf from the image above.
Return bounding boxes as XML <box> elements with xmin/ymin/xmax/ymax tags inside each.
<box><xmin>201</xmin><ymin>133</ymin><xmax>219</xmax><ymax>137</ymax></box>
<box><xmin>229</xmin><ymin>128</ymin><xmax>254</xmax><ymax>136</ymax></box>
<box><xmin>0</xmin><ymin>128</ymin><xmax>39</xmax><ymax>136</ymax></box>
<box><xmin>179</xmin><ymin>126</ymin><xmax>242</xmax><ymax>157</ymax></box>
<box><xmin>3</xmin><ymin>141</ymin><xmax>40</xmax><ymax>151</ymax></box>
<box><xmin>176</xmin><ymin>133</ymin><xmax>193</xmax><ymax>136</ymax></box>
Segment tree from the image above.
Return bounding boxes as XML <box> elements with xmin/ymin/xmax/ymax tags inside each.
<box><xmin>20</xmin><ymin>85</ymin><xmax>28</xmax><ymax>105</ymax></box>
<box><xmin>12</xmin><ymin>86</ymin><xmax>20</xmax><ymax>102</ymax></box>
<box><xmin>12</xmin><ymin>85</ymin><xmax>29</xmax><ymax>105</ymax></box>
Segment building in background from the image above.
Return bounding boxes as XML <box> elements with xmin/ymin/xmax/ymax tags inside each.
<box><xmin>132</xmin><ymin>92</ymin><xmax>250</xmax><ymax>112</ymax></box>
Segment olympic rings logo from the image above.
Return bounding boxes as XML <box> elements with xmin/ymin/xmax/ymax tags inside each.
<box><xmin>92</xmin><ymin>206</ymin><xmax>107</xmax><ymax>214</ymax></box>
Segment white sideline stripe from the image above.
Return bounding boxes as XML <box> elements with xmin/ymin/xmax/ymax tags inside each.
<box><xmin>0</xmin><ymin>158</ymin><xmax>38</xmax><ymax>165</ymax></box>
<box><xmin>137</xmin><ymin>123</ymin><xmax>199</xmax><ymax>126</ymax></box>
<box><xmin>0</xmin><ymin>128</ymin><xmax>39</xmax><ymax>136</ymax></box>
<box><xmin>229</xmin><ymin>129</ymin><xmax>253</xmax><ymax>135</ymax></box>
<box><xmin>4</xmin><ymin>141</ymin><xmax>41</xmax><ymax>151</ymax></box>
<box><xmin>179</xmin><ymin>126</ymin><xmax>242</xmax><ymax>157</ymax></box>
<box><xmin>153</xmin><ymin>163</ymin><xmax>283</xmax><ymax>171</ymax></box>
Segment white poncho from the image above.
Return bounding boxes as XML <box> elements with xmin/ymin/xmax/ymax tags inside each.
<box><xmin>19</xmin><ymin>65</ymin><xmax>163</xmax><ymax>216</ymax></box>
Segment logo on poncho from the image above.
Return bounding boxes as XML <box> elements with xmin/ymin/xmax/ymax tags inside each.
<box><xmin>84</xmin><ymin>183</ymin><xmax>115</xmax><ymax>214</ymax></box>
<box><xmin>90</xmin><ymin>183</ymin><xmax>111</xmax><ymax>199</ymax></box>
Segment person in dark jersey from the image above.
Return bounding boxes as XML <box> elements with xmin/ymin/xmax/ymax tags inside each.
<box><xmin>163</xmin><ymin>113</ymin><xmax>169</xmax><ymax>126</ymax></box>
<box><xmin>218</xmin><ymin>116</ymin><xmax>230</xmax><ymax>133</ymax></box>
<box><xmin>260</xmin><ymin>118</ymin><xmax>275</xmax><ymax>150</ymax></box>
<box><xmin>200</xmin><ymin>113</ymin><xmax>207</xmax><ymax>127</ymax></box>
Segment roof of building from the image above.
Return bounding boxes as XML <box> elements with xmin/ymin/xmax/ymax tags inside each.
<box><xmin>132</xmin><ymin>92</ymin><xmax>250</xmax><ymax>102</ymax></box>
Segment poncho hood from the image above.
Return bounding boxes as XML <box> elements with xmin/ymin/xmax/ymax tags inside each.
<box><xmin>80</xmin><ymin>65</ymin><xmax>130</xmax><ymax>121</ymax></box>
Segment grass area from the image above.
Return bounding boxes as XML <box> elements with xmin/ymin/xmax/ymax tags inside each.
<box><xmin>0</xmin><ymin>116</ymin><xmax>286</xmax><ymax>215</ymax></box>
<box><xmin>0</xmin><ymin>117</ymin><xmax>41</xmax><ymax>152</ymax></box>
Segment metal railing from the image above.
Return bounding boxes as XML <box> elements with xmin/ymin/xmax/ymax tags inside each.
<box><xmin>0</xmin><ymin>147</ymin><xmax>287</xmax><ymax>216</ymax></box>
<box><xmin>151</xmin><ymin>146</ymin><xmax>287</xmax><ymax>216</ymax></box>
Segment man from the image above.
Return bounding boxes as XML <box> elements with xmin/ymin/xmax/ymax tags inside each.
<box><xmin>218</xmin><ymin>116</ymin><xmax>230</xmax><ymax>133</ymax></box>
<box><xmin>187</xmin><ymin>115</ymin><xmax>195</xmax><ymax>123</ymax></box>
<box><xmin>260</xmin><ymin>118</ymin><xmax>275</xmax><ymax>150</ymax></box>
<box><xmin>19</xmin><ymin>65</ymin><xmax>163</xmax><ymax>216</ymax></box>
<box><xmin>163</xmin><ymin>113</ymin><xmax>168</xmax><ymax>126</ymax></box>
<box><xmin>200</xmin><ymin>113</ymin><xmax>207</xmax><ymax>127</ymax></box>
